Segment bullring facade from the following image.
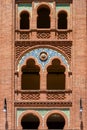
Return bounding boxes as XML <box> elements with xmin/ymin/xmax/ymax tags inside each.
<box><xmin>0</xmin><ymin>0</ymin><xmax>87</xmax><ymax>130</ymax></box>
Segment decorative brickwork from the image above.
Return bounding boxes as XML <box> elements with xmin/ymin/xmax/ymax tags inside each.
<box><xmin>15</xmin><ymin>90</ymin><xmax>72</xmax><ymax>102</ymax></box>
<box><xmin>15</xmin><ymin>41</ymin><xmax>72</xmax><ymax>61</ymax></box>
<box><xmin>14</xmin><ymin>101</ymin><xmax>72</xmax><ymax>107</ymax></box>
<box><xmin>21</xmin><ymin>93</ymin><xmax>40</xmax><ymax>100</ymax></box>
<box><xmin>37</xmin><ymin>31</ymin><xmax>51</xmax><ymax>39</ymax></box>
<box><xmin>20</xmin><ymin>32</ymin><xmax>30</xmax><ymax>39</ymax></box>
<box><xmin>0</xmin><ymin>0</ymin><xmax>87</xmax><ymax>130</ymax></box>
<box><xmin>47</xmin><ymin>93</ymin><xmax>65</xmax><ymax>100</ymax></box>
<box><xmin>56</xmin><ymin>31</ymin><xmax>68</xmax><ymax>39</ymax></box>
<box><xmin>15</xmin><ymin>30</ymin><xmax>72</xmax><ymax>40</ymax></box>
<box><xmin>16</xmin><ymin>48</ymin><xmax>70</xmax><ymax>71</ymax></box>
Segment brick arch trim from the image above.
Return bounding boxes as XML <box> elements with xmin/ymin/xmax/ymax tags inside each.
<box><xmin>19</xmin><ymin>56</ymin><xmax>41</xmax><ymax>73</ymax></box>
<box><xmin>57</xmin><ymin>10</ymin><xmax>68</xmax><ymax>16</ymax></box>
<box><xmin>16</xmin><ymin>45</ymin><xmax>70</xmax><ymax>66</ymax></box>
<box><xmin>16</xmin><ymin>45</ymin><xmax>70</xmax><ymax>72</ymax></box>
<box><xmin>44</xmin><ymin>110</ymin><xmax>68</xmax><ymax>129</ymax></box>
<box><xmin>19</xmin><ymin>10</ymin><xmax>30</xmax><ymax>16</ymax></box>
<box><xmin>35</xmin><ymin>2</ymin><xmax>53</xmax><ymax>14</ymax></box>
<box><xmin>18</xmin><ymin>110</ymin><xmax>43</xmax><ymax>129</ymax></box>
<box><xmin>45</xmin><ymin>56</ymin><xmax>68</xmax><ymax>72</ymax></box>
<box><xmin>19</xmin><ymin>10</ymin><xmax>31</xmax><ymax>20</ymax></box>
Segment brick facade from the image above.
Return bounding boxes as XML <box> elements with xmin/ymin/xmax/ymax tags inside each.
<box><xmin>0</xmin><ymin>0</ymin><xmax>87</xmax><ymax>129</ymax></box>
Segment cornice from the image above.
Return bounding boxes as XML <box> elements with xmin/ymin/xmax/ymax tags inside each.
<box><xmin>14</xmin><ymin>101</ymin><xmax>72</xmax><ymax>107</ymax></box>
<box><xmin>15</xmin><ymin>0</ymin><xmax>73</xmax><ymax>4</ymax></box>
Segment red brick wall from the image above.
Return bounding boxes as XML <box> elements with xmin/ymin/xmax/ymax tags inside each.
<box><xmin>0</xmin><ymin>0</ymin><xmax>87</xmax><ymax>129</ymax></box>
<box><xmin>72</xmin><ymin>0</ymin><xmax>87</xmax><ymax>129</ymax></box>
<box><xmin>0</xmin><ymin>0</ymin><xmax>15</xmax><ymax>129</ymax></box>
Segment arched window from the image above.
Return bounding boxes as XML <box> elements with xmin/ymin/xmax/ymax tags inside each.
<box><xmin>21</xmin><ymin>59</ymin><xmax>40</xmax><ymax>90</ymax></box>
<box><xmin>47</xmin><ymin>59</ymin><xmax>65</xmax><ymax>90</ymax></box>
<box><xmin>20</xmin><ymin>11</ymin><xmax>30</xmax><ymax>29</ymax></box>
<box><xmin>37</xmin><ymin>7</ymin><xmax>50</xmax><ymax>28</ymax></box>
<box><xmin>21</xmin><ymin>114</ymin><xmax>40</xmax><ymax>129</ymax></box>
<box><xmin>58</xmin><ymin>11</ymin><xmax>67</xmax><ymax>29</ymax></box>
<box><xmin>47</xmin><ymin>113</ymin><xmax>65</xmax><ymax>129</ymax></box>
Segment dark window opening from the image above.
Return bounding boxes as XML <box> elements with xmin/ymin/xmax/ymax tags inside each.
<box><xmin>47</xmin><ymin>114</ymin><xmax>65</xmax><ymax>129</ymax></box>
<box><xmin>47</xmin><ymin>59</ymin><xmax>65</xmax><ymax>90</ymax></box>
<box><xmin>21</xmin><ymin>59</ymin><xmax>40</xmax><ymax>90</ymax></box>
<box><xmin>37</xmin><ymin>7</ymin><xmax>50</xmax><ymax>28</ymax></box>
<box><xmin>20</xmin><ymin>11</ymin><xmax>29</xmax><ymax>29</ymax></box>
<box><xmin>58</xmin><ymin>11</ymin><xmax>67</xmax><ymax>29</ymax></box>
<box><xmin>21</xmin><ymin>114</ymin><xmax>40</xmax><ymax>129</ymax></box>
